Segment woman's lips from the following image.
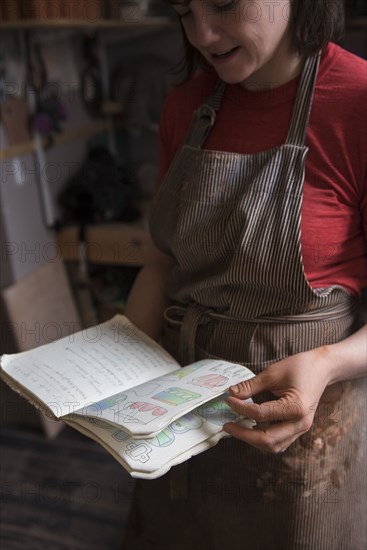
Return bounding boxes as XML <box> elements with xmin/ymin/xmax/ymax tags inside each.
<box><xmin>210</xmin><ymin>46</ymin><xmax>240</xmax><ymax>63</ymax></box>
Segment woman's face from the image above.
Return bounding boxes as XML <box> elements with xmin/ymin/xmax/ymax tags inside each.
<box><xmin>170</xmin><ymin>0</ymin><xmax>300</xmax><ymax>89</ymax></box>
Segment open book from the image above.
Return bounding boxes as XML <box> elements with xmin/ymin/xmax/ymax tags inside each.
<box><xmin>0</xmin><ymin>315</ymin><xmax>255</xmax><ymax>479</ymax></box>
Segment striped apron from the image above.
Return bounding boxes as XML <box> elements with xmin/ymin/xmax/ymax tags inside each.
<box><xmin>124</xmin><ymin>55</ymin><xmax>366</xmax><ymax>550</ymax></box>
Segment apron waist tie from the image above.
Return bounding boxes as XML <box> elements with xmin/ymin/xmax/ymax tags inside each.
<box><xmin>164</xmin><ymin>297</ymin><xmax>358</xmax><ymax>366</ymax></box>
<box><xmin>177</xmin><ymin>304</ymin><xmax>213</xmax><ymax>366</ymax></box>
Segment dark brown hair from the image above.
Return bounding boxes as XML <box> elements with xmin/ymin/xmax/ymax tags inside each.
<box><xmin>165</xmin><ymin>0</ymin><xmax>346</xmax><ymax>80</ymax></box>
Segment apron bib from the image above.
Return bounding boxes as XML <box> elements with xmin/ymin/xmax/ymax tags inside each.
<box><xmin>124</xmin><ymin>54</ymin><xmax>366</xmax><ymax>550</ymax></box>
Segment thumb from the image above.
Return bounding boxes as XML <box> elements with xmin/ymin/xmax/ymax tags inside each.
<box><xmin>228</xmin><ymin>371</ymin><xmax>267</xmax><ymax>399</ymax></box>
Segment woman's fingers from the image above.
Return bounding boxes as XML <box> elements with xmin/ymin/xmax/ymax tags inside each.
<box><xmin>226</xmin><ymin>395</ymin><xmax>311</xmax><ymax>425</ymax></box>
<box><xmin>228</xmin><ymin>373</ymin><xmax>268</xmax><ymax>399</ymax></box>
<box><xmin>223</xmin><ymin>417</ymin><xmax>310</xmax><ymax>454</ymax></box>
<box><xmin>224</xmin><ymin>393</ymin><xmax>315</xmax><ymax>453</ymax></box>
<box><xmin>225</xmin><ymin>350</ymin><xmax>331</xmax><ymax>450</ymax></box>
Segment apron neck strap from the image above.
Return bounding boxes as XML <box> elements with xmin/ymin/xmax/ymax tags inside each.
<box><xmin>183</xmin><ymin>79</ymin><xmax>226</xmax><ymax>149</ymax></box>
<box><xmin>285</xmin><ymin>51</ymin><xmax>321</xmax><ymax>147</ymax></box>
<box><xmin>183</xmin><ymin>52</ymin><xmax>321</xmax><ymax>150</ymax></box>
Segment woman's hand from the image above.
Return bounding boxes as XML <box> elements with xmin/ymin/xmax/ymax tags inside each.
<box><xmin>223</xmin><ymin>346</ymin><xmax>335</xmax><ymax>453</ymax></box>
<box><xmin>224</xmin><ymin>322</ymin><xmax>367</xmax><ymax>451</ymax></box>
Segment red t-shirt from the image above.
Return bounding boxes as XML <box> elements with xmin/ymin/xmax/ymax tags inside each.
<box><xmin>156</xmin><ymin>43</ymin><xmax>367</xmax><ymax>296</ymax></box>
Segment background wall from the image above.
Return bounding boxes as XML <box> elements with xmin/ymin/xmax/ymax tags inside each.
<box><xmin>0</xmin><ymin>22</ymin><xmax>183</xmax><ymax>290</ymax></box>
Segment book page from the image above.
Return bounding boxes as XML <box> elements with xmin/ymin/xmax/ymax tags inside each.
<box><xmin>64</xmin><ymin>395</ymin><xmax>256</xmax><ymax>479</ymax></box>
<box><xmin>0</xmin><ymin>316</ymin><xmax>178</xmax><ymax>418</ymax></box>
<box><xmin>70</xmin><ymin>359</ymin><xmax>255</xmax><ymax>437</ymax></box>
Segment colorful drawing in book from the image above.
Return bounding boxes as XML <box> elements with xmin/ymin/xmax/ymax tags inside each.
<box><xmin>149</xmin><ymin>428</ymin><xmax>175</xmax><ymax>448</ymax></box>
<box><xmin>116</xmin><ymin>401</ymin><xmax>167</xmax><ymax>425</ymax></box>
<box><xmin>190</xmin><ymin>374</ymin><xmax>228</xmax><ymax>389</ymax></box>
<box><xmin>169</xmin><ymin>412</ymin><xmax>203</xmax><ymax>434</ymax></box>
<box><xmin>197</xmin><ymin>395</ymin><xmax>239</xmax><ymax>425</ymax></box>
<box><xmin>162</xmin><ymin>363</ymin><xmax>205</xmax><ymax>382</ymax></box>
<box><xmin>149</xmin><ymin>413</ymin><xmax>203</xmax><ymax>448</ymax></box>
<box><xmin>210</xmin><ymin>363</ymin><xmax>246</xmax><ymax>377</ymax></box>
<box><xmin>152</xmin><ymin>387</ymin><xmax>201</xmax><ymax>406</ymax></box>
<box><xmin>129</xmin><ymin>382</ymin><xmax>160</xmax><ymax>397</ymax></box>
<box><xmin>94</xmin><ymin>392</ymin><xmax>128</xmax><ymax>411</ymax></box>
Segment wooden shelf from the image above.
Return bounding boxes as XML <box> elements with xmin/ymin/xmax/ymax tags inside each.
<box><xmin>57</xmin><ymin>223</ymin><xmax>153</xmax><ymax>266</ymax></box>
<box><xmin>0</xmin><ymin>17</ymin><xmax>176</xmax><ymax>30</ymax></box>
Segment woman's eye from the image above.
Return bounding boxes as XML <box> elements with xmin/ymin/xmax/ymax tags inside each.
<box><xmin>213</xmin><ymin>0</ymin><xmax>238</xmax><ymax>12</ymax></box>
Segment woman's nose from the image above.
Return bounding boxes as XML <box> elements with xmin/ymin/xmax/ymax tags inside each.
<box><xmin>190</xmin><ymin>13</ymin><xmax>221</xmax><ymax>49</ymax></box>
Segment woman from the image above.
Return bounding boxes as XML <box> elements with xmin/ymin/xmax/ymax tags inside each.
<box><xmin>124</xmin><ymin>1</ymin><xmax>367</xmax><ymax>548</ymax></box>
